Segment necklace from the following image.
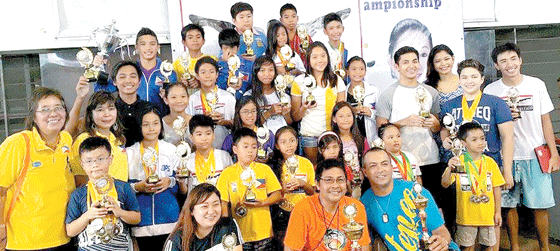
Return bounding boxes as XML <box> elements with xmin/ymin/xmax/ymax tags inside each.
<box><xmin>373</xmin><ymin>195</ymin><xmax>391</xmax><ymax>223</ymax></box>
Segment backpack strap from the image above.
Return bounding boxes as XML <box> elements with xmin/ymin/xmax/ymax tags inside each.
<box><xmin>4</xmin><ymin>132</ymin><xmax>31</xmax><ymax>223</ymax></box>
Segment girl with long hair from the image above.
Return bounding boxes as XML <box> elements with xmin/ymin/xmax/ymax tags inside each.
<box><xmin>266</xmin><ymin>22</ymin><xmax>305</xmax><ymax>75</ymax></box>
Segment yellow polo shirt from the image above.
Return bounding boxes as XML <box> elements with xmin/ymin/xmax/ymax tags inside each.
<box><xmin>216</xmin><ymin>162</ymin><xmax>281</xmax><ymax>242</ymax></box>
<box><xmin>0</xmin><ymin>128</ymin><xmax>75</xmax><ymax>250</ymax></box>
<box><xmin>70</xmin><ymin>132</ymin><xmax>128</xmax><ymax>181</ymax></box>
<box><xmin>283</xmin><ymin>155</ymin><xmax>316</xmax><ymax>207</ymax></box>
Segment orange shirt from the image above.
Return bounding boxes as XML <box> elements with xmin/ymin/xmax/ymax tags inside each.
<box><xmin>284</xmin><ymin>194</ymin><xmax>371</xmax><ymax>250</ymax></box>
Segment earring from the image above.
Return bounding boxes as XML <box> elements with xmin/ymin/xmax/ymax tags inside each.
<box><xmin>133</xmin><ymin>50</ymin><xmax>137</xmax><ymax>56</ymax></box>
<box><xmin>158</xmin><ymin>48</ymin><xmax>161</xmax><ymax>54</ymax></box>
<box><xmin>112</xmin><ymin>123</ymin><xmax>118</xmax><ymax>131</ymax></box>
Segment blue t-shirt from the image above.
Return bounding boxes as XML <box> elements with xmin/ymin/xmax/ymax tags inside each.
<box><xmin>361</xmin><ymin>180</ymin><xmax>458</xmax><ymax>251</ymax></box>
<box><xmin>217</xmin><ymin>57</ymin><xmax>254</xmax><ymax>99</ymax></box>
<box><xmin>66</xmin><ymin>180</ymin><xmax>140</xmax><ymax>251</ymax></box>
<box><xmin>441</xmin><ymin>93</ymin><xmax>513</xmax><ymax>166</ymax></box>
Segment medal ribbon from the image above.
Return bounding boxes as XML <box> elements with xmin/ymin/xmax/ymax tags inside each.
<box><xmin>463</xmin><ymin>152</ymin><xmax>487</xmax><ymax>196</ymax></box>
<box><xmin>325</xmin><ymin>86</ymin><xmax>337</xmax><ymax>130</ymax></box>
<box><xmin>277</xmin><ymin>48</ymin><xmax>290</xmax><ymax>67</ymax></box>
<box><xmin>200</xmin><ymin>86</ymin><xmax>218</xmax><ymax>114</ymax></box>
<box><xmin>390</xmin><ymin>152</ymin><xmax>415</xmax><ymax>181</ymax></box>
<box><xmin>86</xmin><ymin>177</ymin><xmax>118</xmax><ymax>209</ymax></box>
<box><xmin>140</xmin><ymin>142</ymin><xmax>159</xmax><ymax>178</ymax></box>
<box><xmin>461</xmin><ymin>92</ymin><xmax>482</xmax><ymax>122</ymax></box>
<box><xmin>194</xmin><ymin>149</ymin><xmax>216</xmax><ymax>184</ymax></box>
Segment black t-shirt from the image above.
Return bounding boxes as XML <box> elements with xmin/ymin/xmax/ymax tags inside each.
<box><xmin>164</xmin><ymin>217</ymin><xmax>241</xmax><ymax>251</ymax></box>
<box><xmin>115</xmin><ymin>95</ymin><xmax>152</xmax><ymax>147</ymax></box>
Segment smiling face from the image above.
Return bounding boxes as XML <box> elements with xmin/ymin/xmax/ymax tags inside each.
<box><xmin>192</xmin><ymin>193</ymin><xmax>222</xmax><ymax>230</ymax></box>
<box><xmin>347</xmin><ymin>60</ymin><xmax>366</xmax><ymax>83</ymax></box>
<box><xmin>233</xmin><ymin>10</ymin><xmax>253</xmax><ymax>32</ymax></box>
<box><xmin>276</xmin><ymin>130</ymin><xmax>298</xmax><ymax>158</ymax></box>
<box><xmin>317</xmin><ymin>167</ymin><xmax>347</xmax><ymax>205</ymax></box>
<box><xmin>433</xmin><ymin>50</ymin><xmax>454</xmax><ymax>76</ymax></box>
<box><xmin>233</xmin><ymin>136</ymin><xmax>258</xmax><ymax>166</ymax></box>
<box><xmin>363</xmin><ymin>150</ymin><xmax>393</xmax><ymax>190</ymax></box>
<box><xmin>81</xmin><ymin>147</ymin><xmax>112</xmax><ymax>181</ymax></box>
<box><xmin>34</xmin><ymin>96</ymin><xmax>67</xmax><ymax>137</ymax></box>
<box><xmin>333</xmin><ymin>106</ymin><xmax>354</xmax><ymax>132</ymax></box>
<box><xmin>323</xmin><ymin>20</ymin><xmax>344</xmax><ymax>43</ymax></box>
<box><xmin>184</xmin><ymin>29</ymin><xmax>205</xmax><ymax>52</ymax></box>
<box><xmin>136</xmin><ymin>34</ymin><xmax>159</xmax><ymax>61</ymax></box>
<box><xmin>115</xmin><ymin>65</ymin><xmax>140</xmax><ymax>96</ymax></box>
<box><xmin>381</xmin><ymin>126</ymin><xmax>402</xmax><ymax>154</ymax></box>
<box><xmin>92</xmin><ymin>102</ymin><xmax>117</xmax><ymax>131</ymax></box>
<box><xmin>191</xmin><ymin>126</ymin><xmax>214</xmax><ymax>151</ymax></box>
<box><xmin>391</xmin><ymin>30</ymin><xmax>431</xmax><ymax>80</ymax></box>
<box><xmin>494</xmin><ymin>50</ymin><xmax>522</xmax><ymax>79</ymax></box>
<box><xmin>280</xmin><ymin>9</ymin><xmax>298</xmax><ymax>31</ymax></box>
<box><xmin>309</xmin><ymin>46</ymin><xmax>329</xmax><ymax>73</ymax></box>
<box><xmin>164</xmin><ymin>85</ymin><xmax>189</xmax><ymax>113</ymax></box>
<box><xmin>459</xmin><ymin>67</ymin><xmax>484</xmax><ymax>96</ymax></box>
<box><xmin>277</xmin><ymin>26</ymin><xmax>289</xmax><ymax>48</ymax></box>
<box><xmin>462</xmin><ymin>128</ymin><xmax>486</xmax><ymax>156</ymax></box>
<box><xmin>196</xmin><ymin>63</ymin><xmax>218</xmax><ymax>89</ymax></box>
<box><xmin>396</xmin><ymin>52</ymin><xmax>420</xmax><ymax>82</ymax></box>
<box><xmin>239</xmin><ymin>102</ymin><xmax>257</xmax><ymax>128</ymax></box>
<box><xmin>141</xmin><ymin>112</ymin><xmax>162</xmax><ymax>143</ymax></box>
<box><xmin>257</xmin><ymin>62</ymin><xmax>275</xmax><ymax>86</ymax></box>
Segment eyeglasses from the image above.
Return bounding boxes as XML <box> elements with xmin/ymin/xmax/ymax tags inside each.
<box><xmin>82</xmin><ymin>156</ymin><xmax>110</xmax><ymax>166</ymax></box>
<box><xmin>36</xmin><ymin>106</ymin><xmax>65</xmax><ymax>115</ymax></box>
<box><xmin>240</xmin><ymin>109</ymin><xmax>258</xmax><ymax>115</ymax></box>
<box><xmin>319</xmin><ymin>177</ymin><xmax>347</xmax><ymax>185</ymax></box>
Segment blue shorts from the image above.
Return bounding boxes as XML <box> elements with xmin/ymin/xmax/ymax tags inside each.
<box><xmin>501</xmin><ymin>159</ymin><xmax>555</xmax><ymax>209</ymax></box>
<box><xmin>299</xmin><ymin>135</ymin><xmax>318</xmax><ymax>148</ymax></box>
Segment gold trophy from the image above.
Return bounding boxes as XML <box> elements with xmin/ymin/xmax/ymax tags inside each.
<box><xmin>301</xmin><ymin>74</ymin><xmax>317</xmax><ymax>105</ymax></box>
<box><xmin>344</xmin><ymin>151</ymin><xmax>362</xmax><ymax>188</ymax></box>
<box><xmin>235</xmin><ymin>168</ymin><xmax>257</xmax><ymax>217</ymax></box>
<box><xmin>173</xmin><ymin>116</ymin><xmax>191</xmax><ymax>179</ymax></box>
<box><xmin>243</xmin><ymin>29</ymin><xmax>254</xmax><ymax>56</ymax></box>
<box><xmin>352</xmin><ymin>85</ymin><xmax>365</xmax><ymax>107</ymax></box>
<box><xmin>451</xmin><ymin>138</ymin><xmax>465</xmax><ymax>173</ymax></box>
<box><xmin>87</xmin><ymin>176</ymin><xmax>124</xmax><ymax>243</ymax></box>
<box><xmin>279</xmin><ymin>155</ymin><xmax>299</xmax><ymax>211</ymax></box>
<box><xmin>274</xmin><ymin>75</ymin><xmax>290</xmax><ymax>107</ymax></box>
<box><xmin>412</xmin><ymin>183</ymin><xmax>431</xmax><ymax>250</ymax></box>
<box><xmin>342</xmin><ymin>204</ymin><xmax>365</xmax><ymax>251</ymax></box>
<box><xmin>76</xmin><ymin>48</ymin><xmax>102</xmax><ymax>81</ymax></box>
<box><xmin>506</xmin><ymin>87</ymin><xmax>521</xmax><ymax>120</ymax></box>
<box><xmin>179</xmin><ymin>52</ymin><xmax>194</xmax><ymax>81</ymax></box>
<box><xmin>142</xmin><ymin>147</ymin><xmax>160</xmax><ymax>184</ymax></box>
<box><xmin>160</xmin><ymin>60</ymin><xmax>174</xmax><ymax>84</ymax></box>
<box><xmin>442</xmin><ymin>113</ymin><xmax>458</xmax><ymax>140</ymax></box>
<box><xmin>205</xmin><ymin>89</ymin><xmax>219</xmax><ymax>115</ymax></box>
<box><xmin>334</xmin><ymin>52</ymin><xmax>346</xmax><ymax>78</ymax></box>
<box><xmin>222</xmin><ymin>233</ymin><xmax>238</xmax><ymax>251</ymax></box>
<box><xmin>415</xmin><ymin>87</ymin><xmax>430</xmax><ymax>118</ymax></box>
<box><xmin>297</xmin><ymin>25</ymin><xmax>309</xmax><ymax>51</ymax></box>
<box><xmin>227</xmin><ymin>55</ymin><xmax>241</xmax><ymax>94</ymax></box>
<box><xmin>256</xmin><ymin>126</ymin><xmax>270</xmax><ymax>160</ymax></box>
<box><xmin>280</xmin><ymin>45</ymin><xmax>296</xmax><ymax>71</ymax></box>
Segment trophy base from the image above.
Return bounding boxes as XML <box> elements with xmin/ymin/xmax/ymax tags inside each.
<box><xmin>147</xmin><ymin>175</ymin><xmax>160</xmax><ymax>184</ymax></box>
<box><xmin>306</xmin><ymin>96</ymin><xmax>316</xmax><ymax>106</ymax></box>
<box><xmin>453</xmin><ymin>164</ymin><xmax>466</xmax><ymax>173</ymax></box>
<box><xmin>176</xmin><ymin>169</ymin><xmax>189</xmax><ymax>179</ymax></box>
<box><xmin>419</xmin><ymin>110</ymin><xmax>430</xmax><ymax>118</ymax></box>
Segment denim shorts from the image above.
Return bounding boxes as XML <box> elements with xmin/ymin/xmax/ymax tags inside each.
<box><xmin>501</xmin><ymin>159</ymin><xmax>555</xmax><ymax>209</ymax></box>
<box><xmin>300</xmin><ymin>135</ymin><xmax>318</xmax><ymax>148</ymax></box>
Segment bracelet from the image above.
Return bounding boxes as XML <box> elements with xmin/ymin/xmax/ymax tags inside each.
<box><xmin>168</xmin><ymin>177</ymin><xmax>177</xmax><ymax>188</ymax></box>
<box><xmin>130</xmin><ymin>183</ymin><xmax>139</xmax><ymax>193</ymax></box>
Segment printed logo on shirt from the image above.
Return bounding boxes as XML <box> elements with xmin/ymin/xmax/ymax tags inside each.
<box><xmin>32</xmin><ymin>161</ymin><xmax>42</xmax><ymax>168</ymax></box>
<box><xmin>161</xmin><ymin>164</ymin><xmax>170</xmax><ymax>173</ymax></box>
<box><xmin>231</xmin><ymin>182</ymin><xmax>238</xmax><ymax>192</ymax></box>
<box><xmin>257</xmin><ymin>39</ymin><xmax>263</xmax><ymax>47</ymax></box>
<box><xmin>384</xmin><ymin>188</ymin><xmax>420</xmax><ymax>251</ymax></box>
<box><xmin>255</xmin><ymin>179</ymin><xmax>266</xmax><ymax>189</ymax></box>
<box><xmin>499</xmin><ymin>95</ymin><xmax>533</xmax><ymax>112</ymax></box>
<box><xmin>62</xmin><ymin>146</ymin><xmax>70</xmax><ymax>154</ymax></box>
<box><xmin>458</xmin><ymin>173</ymin><xmax>492</xmax><ymax>192</ymax></box>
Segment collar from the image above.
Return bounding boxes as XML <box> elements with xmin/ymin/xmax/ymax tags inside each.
<box><xmin>31</xmin><ymin>127</ymin><xmax>69</xmax><ymax>152</ymax></box>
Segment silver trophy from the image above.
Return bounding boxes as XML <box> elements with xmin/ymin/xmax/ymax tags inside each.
<box><xmin>256</xmin><ymin>127</ymin><xmax>270</xmax><ymax>160</ymax></box>
<box><xmin>179</xmin><ymin>52</ymin><xmax>194</xmax><ymax>81</ymax></box>
<box><xmin>142</xmin><ymin>147</ymin><xmax>160</xmax><ymax>184</ymax></box>
<box><xmin>173</xmin><ymin>116</ymin><xmax>191</xmax><ymax>178</ymax></box>
<box><xmin>296</xmin><ymin>25</ymin><xmax>310</xmax><ymax>51</ymax></box>
<box><xmin>415</xmin><ymin>87</ymin><xmax>430</xmax><ymax>118</ymax></box>
<box><xmin>302</xmin><ymin>74</ymin><xmax>317</xmax><ymax>105</ymax></box>
<box><xmin>227</xmin><ymin>55</ymin><xmax>241</xmax><ymax>94</ymax></box>
<box><xmin>280</xmin><ymin>45</ymin><xmax>296</xmax><ymax>71</ymax></box>
<box><xmin>222</xmin><ymin>233</ymin><xmax>237</xmax><ymax>251</ymax></box>
<box><xmin>442</xmin><ymin>113</ymin><xmax>458</xmax><ymax>140</ymax></box>
<box><xmin>279</xmin><ymin>155</ymin><xmax>299</xmax><ymax>211</ymax></box>
<box><xmin>242</xmin><ymin>29</ymin><xmax>254</xmax><ymax>56</ymax></box>
<box><xmin>274</xmin><ymin>75</ymin><xmax>290</xmax><ymax>107</ymax></box>
<box><xmin>160</xmin><ymin>60</ymin><xmax>174</xmax><ymax>84</ymax></box>
<box><xmin>352</xmin><ymin>85</ymin><xmax>365</xmax><ymax>107</ymax></box>
<box><xmin>88</xmin><ymin>176</ymin><xmax>123</xmax><ymax>243</ymax></box>
<box><xmin>506</xmin><ymin>87</ymin><xmax>521</xmax><ymax>120</ymax></box>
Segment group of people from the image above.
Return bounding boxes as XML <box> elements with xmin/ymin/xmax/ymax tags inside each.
<box><xmin>0</xmin><ymin>1</ymin><xmax>558</xmax><ymax>251</ymax></box>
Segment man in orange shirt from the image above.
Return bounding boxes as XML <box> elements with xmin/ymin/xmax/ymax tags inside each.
<box><xmin>284</xmin><ymin>159</ymin><xmax>371</xmax><ymax>251</ymax></box>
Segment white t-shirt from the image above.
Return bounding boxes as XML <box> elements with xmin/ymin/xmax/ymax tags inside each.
<box><xmin>483</xmin><ymin>75</ymin><xmax>554</xmax><ymax>160</ymax></box>
<box><xmin>292</xmin><ymin>75</ymin><xmax>346</xmax><ymax>137</ymax></box>
<box><xmin>390</xmin><ymin>150</ymin><xmax>422</xmax><ymax>180</ymax></box>
<box><xmin>186</xmin><ymin>89</ymin><xmax>236</xmax><ymax>149</ymax></box>
<box><xmin>185</xmin><ymin>149</ymin><xmax>233</xmax><ymax>193</ymax></box>
<box><xmin>245</xmin><ymin>89</ymin><xmax>290</xmax><ymax>134</ymax></box>
<box><xmin>377</xmin><ymin>82</ymin><xmax>440</xmax><ymax>166</ymax></box>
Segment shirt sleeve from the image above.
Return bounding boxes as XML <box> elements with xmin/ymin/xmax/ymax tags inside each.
<box><xmin>69</xmin><ymin>135</ymin><xmax>86</xmax><ymax>176</ymax></box>
<box><xmin>65</xmin><ymin>189</ymin><xmax>84</xmax><ymax>224</ymax></box>
<box><xmin>487</xmin><ymin>157</ymin><xmax>505</xmax><ymax>187</ymax></box>
<box><xmin>216</xmin><ymin>169</ymin><xmax>231</xmax><ymax>202</ymax></box>
<box><xmin>223</xmin><ymin>93</ymin><xmax>236</xmax><ymax>120</ymax></box>
<box><xmin>429</xmin><ymin>88</ymin><xmax>441</xmax><ymax>115</ymax></box>
<box><xmin>0</xmin><ymin>133</ymin><xmax>27</xmax><ymax>188</ymax></box>
<box><xmin>186</xmin><ymin>94</ymin><xmax>196</xmax><ymax>115</ymax></box>
<box><xmin>336</xmin><ymin>76</ymin><xmax>347</xmax><ymax>93</ymax></box>
<box><xmin>291</xmin><ymin>76</ymin><xmax>303</xmax><ymax>96</ymax></box>
<box><xmin>163</xmin><ymin>231</ymin><xmax>183</xmax><ymax>251</ymax></box>
<box><xmin>539</xmin><ymin>81</ymin><xmax>554</xmax><ymax>115</ymax></box>
<box><xmin>121</xmin><ymin>181</ymin><xmax>141</xmax><ymax>212</ymax></box>
<box><xmin>264</xmin><ymin>165</ymin><xmax>282</xmax><ymax>194</ymax></box>
<box><xmin>302</xmin><ymin>157</ymin><xmax>316</xmax><ymax>187</ymax></box>
<box><xmin>493</xmin><ymin>95</ymin><xmax>513</xmax><ymax>124</ymax></box>
<box><xmin>216</xmin><ymin>61</ymin><xmax>229</xmax><ymax>91</ymax></box>
<box><xmin>376</xmin><ymin>86</ymin><xmax>394</xmax><ymax>120</ymax></box>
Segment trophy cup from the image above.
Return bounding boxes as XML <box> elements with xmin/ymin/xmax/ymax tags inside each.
<box><xmin>205</xmin><ymin>89</ymin><xmax>219</xmax><ymax>115</ymax></box>
<box><xmin>76</xmin><ymin>48</ymin><xmax>101</xmax><ymax>82</ymax></box>
<box><xmin>353</xmin><ymin>85</ymin><xmax>365</xmax><ymax>107</ymax></box>
<box><xmin>412</xmin><ymin>183</ymin><xmax>431</xmax><ymax>250</ymax></box>
<box><xmin>279</xmin><ymin>155</ymin><xmax>299</xmax><ymax>211</ymax></box>
<box><xmin>451</xmin><ymin>138</ymin><xmax>465</xmax><ymax>173</ymax></box>
<box><xmin>297</xmin><ymin>25</ymin><xmax>309</xmax><ymax>51</ymax></box>
<box><xmin>88</xmin><ymin>176</ymin><xmax>123</xmax><ymax>244</ymax></box>
<box><xmin>415</xmin><ymin>87</ymin><xmax>430</xmax><ymax>118</ymax></box>
<box><xmin>280</xmin><ymin>45</ymin><xmax>296</xmax><ymax>71</ymax></box>
<box><xmin>442</xmin><ymin>113</ymin><xmax>458</xmax><ymax>140</ymax></box>
<box><xmin>256</xmin><ymin>127</ymin><xmax>270</xmax><ymax>159</ymax></box>
<box><xmin>302</xmin><ymin>74</ymin><xmax>317</xmax><ymax>105</ymax></box>
<box><xmin>174</xmin><ymin>116</ymin><xmax>191</xmax><ymax>179</ymax></box>
<box><xmin>227</xmin><ymin>55</ymin><xmax>241</xmax><ymax>94</ymax></box>
<box><xmin>334</xmin><ymin>52</ymin><xmax>346</xmax><ymax>78</ymax></box>
<box><xmin>160</xmin><ymin>60</ymin><xmax>174</xmax><ymax>84</ymax></box>
<box><xmin>342</xmin><ymin>204</ymin><xmax>365</xmax><ymax>251</ymax></box>
<box><xmin>506</xmin><ymin>87</ymin><xmax>521</xmax><ymax>120</ymax></box>
<box><xmin>344</xmin><ymin>151</ymin><xmax>362</xmax><ymax>188</ymax></box>
<box><xmin>243</xmin><ymin>29</ymin><xmax>254</xmax><ymax>56</ymax></box>
<box><xmin>179</xmin><ymin>52</ymin><xmax>194</xmax><ymax>81</ymax></box>
<box><xmin>275</xmin><ymin>76</ymin><xmax>290</xmax><ymax>107</ymax></box>
<box><xmin>236</xmin><ymin>168</ymin><xmax>257</xmax><ymax>217</ymax></box>
<box><xmin>222</xmin><ymin>233</ymin><xmax>238</xmax><ymax>251</ymax></box>
<box><xmin>142</xmin><ymin>147</ymin><xmax>160</xmax><ymax>184</ymax></box>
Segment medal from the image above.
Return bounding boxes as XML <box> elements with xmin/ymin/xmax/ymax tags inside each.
<box><xmin>323</xmin><ymin>229</ymin><xmax>346</xmax><ymax>250</ymax></box>
<box><xmin>469</xmin><ymin>195</ymin><xmax>479</xmax><ymax>204</ymax></box>
<box><xmin>479</xmin><ymin>194</ymin><xmax>490</xmax><ymax>204</ymax></box>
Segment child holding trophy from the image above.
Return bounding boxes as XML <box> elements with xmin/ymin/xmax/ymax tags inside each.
<box><xmin>66</xmin><ymin>137</ymin><xmax>141</xmax><ymax>250</ymax></box>
<box><xmin>291</xmin><ymin>41</ymin><xmax>346</xmax><ymax>165</ymax></box>
<box><xmin>231</xmin><ymin>2</ymin><xmax>267</xmax><ymax>60</ymax></box>
<box><xmin>279</xmin><ymin>3</ymin><xmax>313</xmax><ymax>67</ymax></box>
<box><xmin>162</xmin><ymin>82</ymin><xmax>193</xmax><ymax>146</ymax></box>
<box><xmin>216</xmin><ymin>128</ymin><xmax>282</xmax><ymax>251</ymax></box>
<box><xmin>378</xmin><ymin>123</ymin><xmax>423</xmax><ymax>184</ymax></box>
<box><xmin>265</xmin><ymin>22</ymin><xmax>305</xmax><ymax>76</ymax></box>
<box><xmin>323</xmin><ymin>12</ymin><xmax>348</xmax><ymax>78</ymax></box>
<box><xmin>187</xmin><ymin>56</ymin><xmax>236</xmax><ymax>149</ymax></box>
<box><xmin>126</xmin><ymin>105</ymin><xmax>182</xmax><ymax>250</ymax></box>
<box><xmin>246</xmin><ymin>56</ymin><xmax>292</xmax><ymax>134</ymax></box>
<box><xmin>442</xmin><ymin>122</ymin><xmax>505</xmax><ymax>251</ymax></box>
<box><xmin>216</xmin><ymin>28</ymin><xmax>253</xmax><ymax>99</ymax></box>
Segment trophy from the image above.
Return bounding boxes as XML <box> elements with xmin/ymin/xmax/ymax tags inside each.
<box><xmin>372</xmin><ymin>138</ymin><xmax>385</xmax><ymax>149</ymax></box>
<box><xmin>297</xmin><ymin>25</ymin><xmax>309</xmax><ymax>51</ymax></box>
<box><xmin>179</xmin><ymin>52</ymin><xmax>194</xmax><ymax>81</ymax></box>
<box><xmin>227</xmin><ymin>55</ymin><xmax>241</xmax><ymax>94</ymax></box>
<box><xmin>236</xmin><ymin>168</ymin><xmax>257</xmax><ymax>217</ymax></box>
<box><xmin>243</xmin><ymin>29</ymin><xmax>254</xmax><ymax>56</ymax></box>
<box><xmin>222</xmin><ymin>233</ymin><xmax>238</xmax><ymax>251</ymax></box>
<box><xmin>506</xmin><ymin>87</ymin><xmax>521</xmax><ymax>120</ymax></box>
<box><xmin>142</xmin><ymin>146</ymin><xmax>160</xmax><ymax>184</ymax></box>
<box><xmin>334</xmin><ymin>52</ymin><xmax>346</xmax><ymax>78</ymax></box>
<box><xmin>280</xmin><ymin>45</ymin><xmax>296</xmax><ymax>71</ymax></box>
<box><xmin>205</xmin><ymin>89</ymin><xmax>219</xmax><ymax>114</ymax></box>
<box><xmin>344</xmin><ymin>151</ymin><xmax>362</xmax><ymax>188</ymax></box>
<box><xmin>275</xmin><ymin>75</ymin><xmax>290</xmax><ymax>107</ymax></box>
<box><xmin>412</xmin><ymin>183</ymin><xmax>431</xmax><ymax>250</ymax></box>
<box><xmin>76</xmin><ymin>48</ymin><xmax>101</xmax><ymax>82</ymax></box>
<box><xmin>88</xmin><ymin>176</ymin><xmax>123</xmax><ymax>244</ymax></box>
<box><xmin>174</xmin><ymin>116</ymin><xmax>191</xmax><ymax>178</ymax></box>
<box><xmin>279</xmin><ymin>155</ymin><xmax>299</xmax><ymax>211</ymax></box>
<box><xmin>256</xmin><ymin>127</ymin><xmax>270</xmax><ymax>159</ymax></box>
<box><xmin>342</xmin><ymin>204</ymin><xmax>365</xmax><ymax>251</ymax></box>
<box><xmin>160</xmin><ymin>60</ymin><xmax>174</xmax><ymax>84</ymax></box>
<box><xmin>415</xmin><ymin>87</ymin><xmax>430</xmax><ymax>118</ymax></box>
<box><xmin>442</xmin><ymin>113</ymin><xmax>458</xmax><ymax>140</ymax></box>
<box><xmin>302</xmin><ymin>74</ymin><xmax>317</xmax><ymax>105</ymax></box>
<box><xmin>451</xmin><ymin>138</ymin><xmax>465</xmax><ymax>173</ymax></box>
<box><xmin>353</xmin><ymin>85</ymin><xmax>365</xmax><ymax>107</ymax></box>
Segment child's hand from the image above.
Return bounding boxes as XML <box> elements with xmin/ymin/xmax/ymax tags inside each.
<box><xmin>135</xmin><ymin>179</ymin><xmax>158</xmax><ymax>194</ymax></box>
<box><xmin>302</xmin><ymin>100</ymin><xmax>316</xmax><ymax>110</ymax></box>
<box><xmin>427</xmin><ymin>234</ymin><xmax>449</xmax><ymax>251</ymax></box>
<box><xmin>442</xmin><ymin>137</ymin><xmax>452</xmax><ymax>150</ymax></box>
<box><xmin>210</xmin><ymin>112</ymin><xmax>225</xmax><ymax>125</ymax></box>
<box><xmin>494</xmin><ymin>212</ymin><xmax>502</xmax><ymax>227</ymax></box>
<box><xmin>509</xmin><ymin>106</ymin><xmax>521</xmax><ymax>120</ymax></box>
<box><xmin>241</xmin><ymin>54</ymin><xmax>256</xmax><ymax>62</ymax></box>
<box><xmin>448</xmin><ymin>156</ymin><xmax>460</xmax><ymax>170</ymax></box>
<box><xmin>270</xmin><ymin>104</ymin><xmax>283</xmax><ymax>116</ymax></box>
<box><xmin>281</xmin><ymin>103</ymin><xmax>291</xmax><ymax>115</ymax></box>
<box><xmin>84</xmin><ymin>202</ymin><xmax>108</xmax><ymax>220</ymax></box>
<box><xmin>105</xmin><ymin>196</ymin><xmax>124</xmax><ymax>218</ymax></box>
<box><xmin>153</xmin><ymin>177</ymin><xmax>171</xmax><ymax>194</ymax></box>
<box><xmin>187</xmin><ymin>78</ymin><xmax>200</xmax><ymax>89</ymax></box>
